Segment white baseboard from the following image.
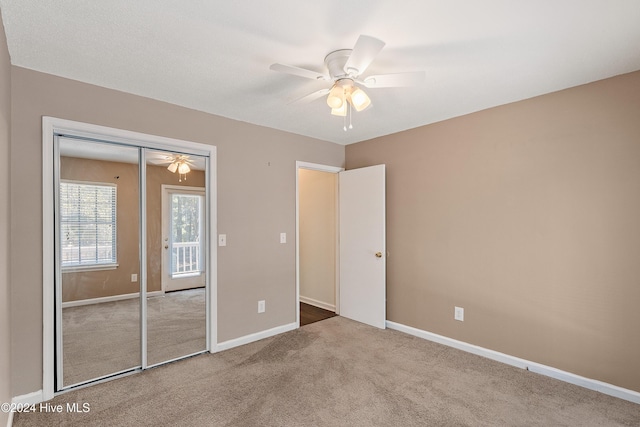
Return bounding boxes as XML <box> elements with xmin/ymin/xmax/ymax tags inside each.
<box><xmin>11</xmin><ymin>390</ymin><xmax>44</xmax><ymax>406</ymax></box>
<box><xmin>386</xmin><ymin>321</ymin><xmax>640</xmax><ymax>404</ymax></box>
<box><xmin>299</xmin><ymin>296</ymin><xmax>335</xmax><ymax>312</ymax></box>
<box><xmin>215</xmin><ymin>322</ymin><xmax>297</xmax><ymax>352</ymax></box>
<box><xmin>62</xmin><ymin>291</ymin><xmax>164</xmax><ymax>308</ymax></box>
<box><xmin>7</xmin><ymin>390</ymin><xmax>44</xmax><ymax>426</ymax></box>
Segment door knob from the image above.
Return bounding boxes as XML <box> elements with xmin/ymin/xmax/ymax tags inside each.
<box><xmin>164</xmin><ymin>245</ymin><xmax>169</xmax><ymax>249</ymax></box>
<box><xmin>375</xmin><ymin>252</ymin><xmax>382</xmax><ymax>258</ymax></box>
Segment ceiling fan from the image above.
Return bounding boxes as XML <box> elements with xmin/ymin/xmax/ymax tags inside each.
<box><xmin>270</xmin><ymin>35</ymin><xmax>425</xmax><ymax>129</ymax></box>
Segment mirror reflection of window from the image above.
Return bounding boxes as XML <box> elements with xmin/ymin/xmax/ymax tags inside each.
<box><xmin>170</xmin><ymin>193</ymin><xmax>203</xmax><ymax>278</ymax></box>
<box><xmin>60</xmin><ymin>181</ymin><xmax>117</xmax><ymax>269</ymax></box>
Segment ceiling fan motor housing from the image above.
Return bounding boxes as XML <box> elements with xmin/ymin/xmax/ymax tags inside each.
<box><xmin>324</xmin><ymin>49</ymin><xmax>355</xmax><ymax>80</ymax></box>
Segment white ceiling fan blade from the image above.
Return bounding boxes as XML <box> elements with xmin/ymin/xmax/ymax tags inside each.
<box><xmin>290</xmin><ymin>88</ymin><xmax>330</xmax><ymax>104</ymax></box>
<box><xmin>145</xmin><ymin>152</ymin><xmax>176</xmax><ymax>166</ymax></box>
<box><xmin>343</xmin><ymin>35</ymin><xmax>385</xmax><ymax>76</ymax></box>
<box><xmin>270</xmin><ymin>63</ymin><xmax>328</xmax><ymax>81</ymax></box>
<box><xmin>362</xmin><ymin>71</ymin><xmax>425</xmax><ymax>88</ymax></box>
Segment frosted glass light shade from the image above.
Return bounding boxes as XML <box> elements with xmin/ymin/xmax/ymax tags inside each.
<box><xmin>331</xmin><ymin>102</ymin><xmax>347</xmax><ymax>116</ymax></box>
<box><xmin>350</xmin><ymin>88</ymin><xmax>371</xmax><ymax>111</ymax></box>
<box><xmin>178</xmin><ymin>162</ymin><xmax>191</xmax><ymax>174</ymax></box>
<box><xmin>326</xmin><ymin>85</ymin><xmax>344</xmax><ymax>109</ymax></box>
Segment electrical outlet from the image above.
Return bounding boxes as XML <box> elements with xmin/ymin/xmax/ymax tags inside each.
<box><xmin>454</xmin><ymin>306</ymin><xmax>464</xmax><ymax>321</ymax></box>
<box><xmin>131</xmin><ymin>274</ymin><xmax>138</xmax><ymax>282</ymax></box>
<box><xmin>258</xmin><ymin>300</ymin><xmax>265</xmax><ymax>313</ymax></box>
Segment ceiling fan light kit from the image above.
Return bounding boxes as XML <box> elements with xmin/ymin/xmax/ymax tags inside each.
<box><xmin>167</xmin><ymin>155</ymin><xmax>192</xmax><ymax>182</ymax></box>
<box><xmin>271</xmin><ymin>35</ymin><xmax>425</xmax><ymax>131</ymax></box>
<box><xmin>327</xmin><ymin>78</ymin><xmax>372</xmax><ymax>114</ymax></box>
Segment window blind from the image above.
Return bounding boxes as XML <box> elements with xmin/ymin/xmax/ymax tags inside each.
<box><xmin>60</xmin><ymin>181</ymin><xmax>117</xmax><ymax>267</ymax></box>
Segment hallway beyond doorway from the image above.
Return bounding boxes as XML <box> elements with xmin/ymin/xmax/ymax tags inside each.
<box><xmin>300</xmin><ymin>302</ymin><xmax>336</xmax><ymax>326</ymax></box>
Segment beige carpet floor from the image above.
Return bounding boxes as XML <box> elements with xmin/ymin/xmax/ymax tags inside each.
<box><xmin>16</xmin><ymin>316</ymin><xmax>639</xmax><ymax>426</ymax></box>
<box><xmin>62</xmin><ymin>288</ymin><xmax>206</xmax><ymax>386</ymax></box>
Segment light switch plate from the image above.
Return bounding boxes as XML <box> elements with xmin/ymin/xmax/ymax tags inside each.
<box><xmin>218</xmin><ymin>234</ymin><xmax>227</xmax><ymax>246</ymax></box>
<box><xmin>280</xmin><ymin>232</ymin><xmax>286</xmax><ymax>244</ymax></box>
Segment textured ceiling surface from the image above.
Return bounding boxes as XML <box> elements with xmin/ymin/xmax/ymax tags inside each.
<box><xmin>1</xmin><ymin>1</ymin><xmax>640</xmax><ymax>145</ymax></box>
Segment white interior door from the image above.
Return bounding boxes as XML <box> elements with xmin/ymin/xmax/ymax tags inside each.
<box><xmin>339</xmin><ymin>164</ymin><xmax>386</xmax><ymax>329</ymax></box>
<box><xmin>162</xmin><ymin>185</ymin><xmax>206</xmax><ymax>292</ymax></box>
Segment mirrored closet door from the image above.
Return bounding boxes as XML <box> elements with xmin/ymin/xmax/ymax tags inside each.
<box><xmin>54</xmin><ymin>137</ymin><xmax>209</xmax><ymax>391</ymax></box>
<box><xmin>145</xmin><ymin>150</ymin><xmax>207</xmax><ymax>366</ymax></box>
<box><xmin>56</xmin><ymin>137</ymin><xmax>141</xmax><ymax>388</ymax></box>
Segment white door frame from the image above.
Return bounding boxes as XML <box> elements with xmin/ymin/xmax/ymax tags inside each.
<box><xmin>295</xmin><ymin>161</ymin><xmax>343</xmax><ymax>327</ymax></box>
<box><xmin>42</xmin><ymin>117</ymin><xmax>217</xmax><ymax>400</ymax></box>
<box><xmin>161</xmin><ymin>185</ymin><xmax>206</xmax><ymax>292</ymax></box>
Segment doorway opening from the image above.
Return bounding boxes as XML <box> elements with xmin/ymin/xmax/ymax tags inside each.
<box><xmin>296</xmin><ymin>161</ymin><xmax>387</xmax><ymax>330</ymax></box>
<box><xmin>296</xmin><ymin>162</ymin><xmax>342</xmax><ymax>326</ymax></box>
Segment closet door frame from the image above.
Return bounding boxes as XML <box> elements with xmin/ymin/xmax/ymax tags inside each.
<box><xmin>42</xmin><ymin>116</ymin><xmax>217</xmax><ymax>400</ymax></box>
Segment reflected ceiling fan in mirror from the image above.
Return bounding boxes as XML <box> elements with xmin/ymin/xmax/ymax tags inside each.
<box><xmin>166</xmin><ymin>155</ymin><xmax>193</xmax><ymax>182</ymax></box>
<box><xmin>270</xmin><ymin>35</ymin><xmax>425</xmax><ymax>131</ymax></box>
<box><xmin>147</xmin><ymin>151</ymin><xmax>206</xmax><ymax>182</ymax></box>
<box><xmin>146</xmin><ymin>153</ymin><xmax>195</xmax><ymax>182</ymax></box>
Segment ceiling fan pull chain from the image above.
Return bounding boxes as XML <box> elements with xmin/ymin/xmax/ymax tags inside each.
<box><xmin>349</xmin><ymin>101</ymin><xmax>353</xmax><ymax>130</ymax></box>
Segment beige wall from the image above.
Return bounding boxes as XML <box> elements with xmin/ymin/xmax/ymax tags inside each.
<box><xmin>10</xmin><ymin>67</ymin><xmax>344</xmax><ymax>395</ymax></box>
<box><xmin>0</xmin><ymin>10</ymin><xmax>11</xmax><ymax>427</ymax></box>
<box><xmin>346</xmin><ymin>71</ymin><xmax>640</xmax><ymax>392</ymax></box>
<box><xmin>299</xmin><ymin>169</ymin><xmax>336</xmax><ymax>308</ymax></box>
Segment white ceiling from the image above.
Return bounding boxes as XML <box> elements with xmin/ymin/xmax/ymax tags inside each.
<box><xmin>2</xmin><ymin>1</ymin><xmax>640</xmax><ymax>145</ymax></box>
